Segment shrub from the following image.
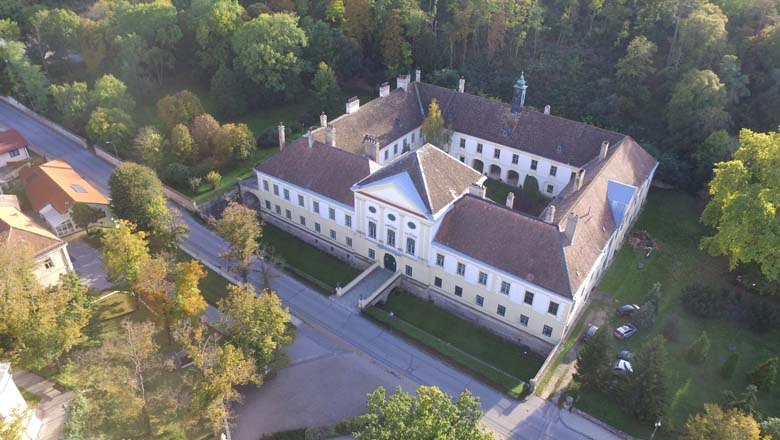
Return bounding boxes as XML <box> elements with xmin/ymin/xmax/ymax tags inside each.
<box><xmin>188</xmin><ymin>176</ymin><xmax>203</xmax><ymax>192</ymax></box>
<box><xmin>259</xmin><ymin>126</ymin><xmax>283</xmax><ymax>149</ymax></box>
<box><xmin>748</xmin><ymin>357</ymin><xmax>779</xmax><ymax>387</ymax></box>
<box><xmin>163</xmin><ymin>163</ymin><xmax>192</xmax><ymax>189</ymax></box>
<box><xmin>205</xmin><ymin>170</ymin><xmax>222</xmax><ymax>188</ymax></box>
<box><xmin>634</xmin><ymin>300</ymin><xmax>657</xmax><ymax>329</ymax></box>
<box><xmin>682</xmin><ymin>284</ymin><xmax>723</xmax><ymax>318</ymax></box>
<box><xmin>662</xmin><ymin>314</ymin><xmax>681</xmax><ymax>342</ymax></box>
<box><xmin>748</xmin><ymin>302</ymin><xmax>780</xmax><ymax>333</ymax></box>
<box><xmin>721</xmin><ymin>353</ymin><xmax>739</xmax><ymax>379</ymax></box>
<box><xmin>687</xmin><ymin>331</ymin><xmax>710</xmax><ymax>364</ymax></box>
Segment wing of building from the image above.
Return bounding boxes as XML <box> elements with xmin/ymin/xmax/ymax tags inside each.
<box><xmin>251</xmin><ymin>71</ymin><xmax>657</xmax><ymax>351</ymax></box>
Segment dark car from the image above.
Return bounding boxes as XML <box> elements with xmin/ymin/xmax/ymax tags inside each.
<box><xmin>614</xmin><ymin>323</ymin><xmax>638</xmax><ymax>340</ymax></box>
<box><xmin>582</xmin><ymin>324</ymin><xmax>599</xmax><ymax>341</ymax></box>
<box><xmin>616</xmin><ymin>304</ymin><xmax>640</xmax><ymax>317</ymax></box>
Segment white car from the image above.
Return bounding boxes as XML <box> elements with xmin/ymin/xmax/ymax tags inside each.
<box><xmin>613</xmin><ymin>359</ymin><xmax>634</xmax><ymax>375</ymax></box>
<box><xmin>614</xmin><ymin>323</ymin><xmax>638</xmax><ymax>339</ymax></box>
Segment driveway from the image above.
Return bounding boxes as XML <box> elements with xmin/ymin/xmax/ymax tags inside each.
<box><xmin>67</xmin><ymin>238</ymin><xmax>114</xmax><ymax>292</ymax></box>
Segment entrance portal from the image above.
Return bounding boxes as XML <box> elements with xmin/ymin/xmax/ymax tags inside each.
<box><xmin>383</xmin><ymin>253</ymin><xmax>397</xmax><ymax>272</ymax></box>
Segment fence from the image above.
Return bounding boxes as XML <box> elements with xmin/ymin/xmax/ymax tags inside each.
<box><xmin>0</xmin><ymin>96</ymin><xmax>89</xmax><ymax>149</ymax></box>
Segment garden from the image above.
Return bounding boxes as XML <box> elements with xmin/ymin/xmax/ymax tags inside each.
<box><xmin>483</xmin><ymin>175</ymin><xmax>549</xmax><ymax>217</ymax></box>
<box><xmin>570</xmin><ymin>189</ymin><xmax>780</xmax><ymax>439</ymax></box>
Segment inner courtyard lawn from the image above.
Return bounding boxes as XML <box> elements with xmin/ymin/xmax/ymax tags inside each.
<box><xmin>575</xmin><ymin>189</ymin><xmax>780</xmax><ymax>438</ymax></box>
<box><xmin>483</xmin><ymin>178</ymin><xmax>548</xmax><ymax>216</ymax></box>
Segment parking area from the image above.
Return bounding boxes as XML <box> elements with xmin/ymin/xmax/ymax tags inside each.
<box><xmin>67</xmin><ymin>238</ymin><xmax>114</xmax><ymax>292</ymax></box>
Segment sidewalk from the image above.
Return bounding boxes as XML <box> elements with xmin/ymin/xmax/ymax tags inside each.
<box><xmin>560</xmin><ymin>408</ymin><xmax>635</xmax><ymax>440</ymax></box>
<box><xmin>13</xmin><ymin>370</ymin><xmax>74</xmax><ymax>440</ymax></box>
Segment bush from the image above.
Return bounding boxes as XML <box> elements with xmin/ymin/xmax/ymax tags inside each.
<box><xmin>748</xmin><ymin>357</ymin><xmax>779</xmax><ymax>387</ymax></box>
<box><xmin>682</xmin><ymin>284</ymin><xmax>723</xmax><ymax>318</ymax></box>
<box><xmin>748</xmin><ymin>302</ymin><xmax>780</xmax><ymax>333</ymax></box>
<box><xmin>687</xmin><ymin>331</ymin><xmax>710</xmax><ymax>364</ymax></box>
<box><xmin>633</xmin><ymin>301</ymin><xmax>657</xmax><ymax>329</ymax></box>
<box><xmin>163</xmin><ymin>163</ymin><xmax>192</xmax><ymax>189</ymax></box>
<box><xmin>188</xmin><ymin>176</ymin><xmax>203</xmax><ymax>192</ymax></box>
<box><xmin>721</xmin><ymin>353</ymin><xmax>739</xmax><ymax>379</ymax></box>
<box><xmin>259</xmin><ymin>127</ymin><xmax>283</xmax><ymax>149</ymax></box>
<box><xmin>662</xmin><ymin>314</ymin><xmax>681</xmax><ymax>342</ymax></box>
<box><xmin>205</xmin><ymin>170</ymin><xmax>222</xmax><ymax>188</ymax></box>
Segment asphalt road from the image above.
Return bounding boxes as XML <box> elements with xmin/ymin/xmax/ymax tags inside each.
<box><xmin>0</xmin><ymin>100</ymin><xmax>622</xmax><ymax>440</ymax></box>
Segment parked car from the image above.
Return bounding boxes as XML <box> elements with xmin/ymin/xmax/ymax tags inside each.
<box><xmin>613</xmin><ymin>359</ymin><xmax>634</xmax><ymax>375</ymax></box>
<box><xmin>616</xmin><ymin>304</ymin><xmax>640</xmax><ymax>317</ymax></box>
<box><xmin>614</xmin><ymin>323</ymin><xmax>638</xmax><ymax>339</ymax></box>
<box><xmin>582</xmin><ymin>324</ymin><xmax>599</xmax><ymax>341</ymax></box>
<box><xmin>618</xmin><ymin>350</ymin><xmax>635</xmax><ymax>361</ymax></box>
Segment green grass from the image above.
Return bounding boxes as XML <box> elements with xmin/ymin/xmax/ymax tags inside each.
<box><xmin>366</xmin><ymin>290</ymin><xmax>544</xmax><ymax>398</ymax></box>
<box><xmin>20</xmin><ymin>388</ymin><xmax>41</xmax><ymax>406</ymax></box>
<box><xmin>262</xmin><ymin>224</ymin><xmax>360</xmax><ymax>292</ymax></box>
<box><xmin>93</xmin><ymin>291</ymin><xmax>137</xmax><ymax>321</ymax></box>
<box><xmin>483</xmin><ymin>178</ymin><xmax>548</xmax><ymax>216</ymax></box>
<box><xmin>191</xmin><ymin>147</ymin><xmax>278</xmax><ymax>203</ymax></box>
<box><xmin>175</xmin><ymin>250</ymin><xmax>233</xmax><ymax>304</ymax></box>
<box><xmin>575</xmin><ymin>189</ymin><xmax>780</xmax><ymax>438</ymax></box>
<box><xmin>258</xmin><ymin>429</ymin><xmax>306</xmax><ymax>440</ymax></box>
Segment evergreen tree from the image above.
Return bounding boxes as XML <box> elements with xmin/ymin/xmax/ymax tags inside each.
<box><xmin>574</xmin><ymin>326</ymin><xmax>612</xmax><ymax>390</ymax></box>
<box><xmin>720</xmin><ymin>353</ymin><xmax>739</xmax><ymax>379</ymax></box>
<box><xmin>619</xmin><ymin>335</ymin><xmax>669</xmax><ymax>422</ymax></box>
<box><xmin>687</xmin><ymin>331</ymin><xmax>710</xmax><ymax>364</ymax></box>
<box><xmin>747</xmin><ymin>357</ymin><xmax>779</xmax><ymax>387</ymax></box>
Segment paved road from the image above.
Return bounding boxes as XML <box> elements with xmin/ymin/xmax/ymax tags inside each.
<box><xmin>0</xmin><ymin>101</ymin><xmax>623</xmax><ymax>440</ymax></box>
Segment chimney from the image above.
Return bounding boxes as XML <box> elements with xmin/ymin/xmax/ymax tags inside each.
<box><xmin>277</xmin><ymin>122</ymin><xmax>285</xmax><ymax>150</ymax></box>
<box><xmin>396</xmin><ymin>74</ymin><xmax>410</xmax><ymax>91</ymax></box>
<box><xmin>600</xmin><ymin>141</ymin><xmax>610</xmax><ymax>160</ymax></box>
<box><xmin>468</xmin><ymin>183</ymin><xmax>486</xmax><ymax>198</ymax></box>
<box><xmin>415</xmin><ymin>69</ymin><xmax>421</xmax><ymax>83</ymax></box>
<box><xmin>575</xmin><ymin>169</ymin><xmax>586</xmax><ymax>191</ymax></box>
<box><xmin>346</xmin><ymin>96</ymin><xmax>360</xmax><ymax>114</ymax></box>
<box><xmin>320</xmin><ymin>112</ymin><xmax>327</xmax><ymax>127</ymax></box>
<box><xmin>505</xmin><ymin>192</ymin><xmax>515</xmax><ymax>208</ymax></box>
<box><xmin>307</xmin><ymin>129</ymin><xmax>313</xmax><ymax>148</ymax></box>
<box><xmin>544</xmin><ymin>205</ymin><xmax>556</xmax><ymax>223</ymax></box>
<box><xmin>458</xmin><ymin>77</ymin><xmax>465</xmax><ymax>93</ymax></box>
<box><xmin>326</xmin><ymin>123</ymin><xmax>335</xmax><ymax>146</ymax></box>
<box><xmin>544</xmin><ymin>105</ymin><xmax>551</xmax><ymax>115</ymax></box>
<box><xmin>379</xmin><ymin>82</ymin><xmax>390</xmax><ymax>98</ymax></box>
<box><xmin>563</xmin><ymin>214</ymin><xmax>578</xmax><ymax>245</ymax></box>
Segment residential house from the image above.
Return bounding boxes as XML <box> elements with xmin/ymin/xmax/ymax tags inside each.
<box><xmin>0</xmin><ymin>129</ymin><xmax>31</xmax><ymax>187</ymax></box>
<box><xmin>0</xmin><ymin>363</ymin><xmax>42</xmax><ymax>440</ymax></box>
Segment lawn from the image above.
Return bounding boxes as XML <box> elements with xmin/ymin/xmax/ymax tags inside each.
<box><xmin>483</xmin><ymin>178</ymin><xmax>548</xmax><ymax>217</ymax></box>
<box><xmin>93</xmin><ymin>291</ymin><xmax>137</xmax><ymax>321</ymax></box>
<box><xmin>175</xmin><ymin>250</ymin><xmax>233</xmax><ymax>304</ymax></box>
<box><xmin>191</xmin><ymin>147</ymin><xmax>277</xmax><ymax>204</ymax></box>
<box><xmin>574</xmin><ymin>188</ymin><xmax>780</xmax><ymax>438</ymax></box>
<box><xmin>366</xmin><ymin>290</ymin><xmax>544</xmax><ymax>398</ymax></box>
<box><xmin>262</xmin><ymin>224</ymin><xmax>360</xmax><ymax>292</ymax></box>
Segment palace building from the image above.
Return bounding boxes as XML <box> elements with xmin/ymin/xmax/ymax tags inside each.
<box><xmin>248</xmin><ymin>72</ymin><xmax>657</xmax><ymax>352</ymax></box>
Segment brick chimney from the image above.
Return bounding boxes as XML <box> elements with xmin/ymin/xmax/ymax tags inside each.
<box><xmin>543</xmin><ymin>205</ymin><xmax>556</xmax><ymax>223</ymax></box>
<box><xmin>563</xmin><ymin>214</ymin><xmax>578</xmax><ymax>245</ymax></box>
<box><xmin>346</xmin><ymin>96</ymin><xmax>360</xmax><ymax>114</ymax></box>
<box><xmin>600</xmin><ymin>141</ymin><xmax>610</xmax><ymax>160</ymax></box>
<box><xmin>326</xmin><ymin>123</ymin><xmax>335</xmax><ymax>146</ymax></box>
<box><xmin>277</xmin><ymin>122</ymin><xmax>285</xmax><ymax>150</ymax></box>
<box><xmin>468</xmin><ymin>183</ymin><xmax>486</xmax><ymax>198</ymax></box>
<box><xmin>320</xmin><ymin>112</ymin><xmax>327</xmax><ymax>127</ymax></box>
<box><xmin>458</xmin><ymin>77</ymin><xmax>465</xmax><ymax>93</ymax></box>
<box><xmin>544</xmin><ymin>105</ymin><xmax>551</xmax><ymax>115</ymax></box>
<box><xmin>415</xmin><ymin>69</ymin><xmax>421</xmax><ymax>82</ymax></box>
<box><xmin>379</xmin><ymin>82</ymin><xmax>390</xmax><ymax>98</ymax></box>
<box><xmin>505</xmin><ymin>192</ymin><xmax>515</xmax><ymax>208</ymax></box>
<box><xmin>575</xmin><ymin>169</ymin><xmax>586</xmax><ymax>191</ymax></box>
<box><xmin>396</xmin><ymin>74</ymin><xmax>410</xmax><ymax>91</ymax></box>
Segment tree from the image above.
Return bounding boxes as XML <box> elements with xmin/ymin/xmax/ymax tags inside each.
<box><xmin>355</xmin><ymin>386</ymin><xmax>494</xmax><ymax>440</ymax></box>
<box><xmin>190</xmin><ymin>0</ymin><xmax>245</xmax><ymax>70</ymax></box>
<box><xmin>100</xmin><ymin>219</ymin><xmax>150</xmax><ymax>285</ymax></box>
<box><xmin>312</xmin><ymin>61</ymin><xmax>340</xmax><ymax>114</ymax></box>
<box><xmin>721</xmin><ymin>353</ymin><xmax>739</xmax><ymax>379</ymax></box>
<box><xmin>574</xmin><ymin>325</ymin><xmax>612</xmax><ymax>390</ymax></box>
<box><xmin>0</xmin><ymin>409</ymin><xmax>27</xmax><ymax>440</ymax></box>
<box><xmin>91</xmin><ymin>74</ymin><xmax>136</xmax><ymax>113</ymax></box>
<box><xmin>747</xmin><ymin>356</ymin><xmax>779</xmax><ymax>387</ymax></box>
<box><xmin>672</xmin><ymin>3</ymin><xmax>728</xmax><ymax>70</ymax></box>
<box><xmin>205</xmin><ymin>170</ymin><xmax>222</xmax><ymax>188</ymax></box>
<box><xmin>191</xmin><ymin>113</ymin><xmax>221</xmax><ymax>158</ymax></box>
<box><xmin>0</xmin><ymin>18</ymin><xmax>20</xmax><ymax>40</ymax></box>
<box><xmin>110</xmin><ymin>33</ymin><xmax>149</xmax><ymax>95</ymax></box>
<box><xmin>70</xmin><ymin>203</ymin><xmax>106</xmax><ymax>233</ymax></box>
<box><xmin>681</xmin><ymin>404</ymin><xmax>761</xmax><ymax>440</ymax></box>
<box><xmin>213</xmin><ymin>201</ymin><xmax>261</xmax><ymax>280</ymax></box>
<box><xmin>381</xmin><ymin>9</ymin><xmax>410</xmax><ymax>72</ymax></box>
<box><xmin>422</xmin><ymin>99</ymin><xmax>452</xmax><ymax>151</ymax></box>
<box><xmin>109</xmin><ymin>163</ymin><xmax>170</xmax><ymax>234</ymax></box>
<box><xmin>694</xmin><ymin>130</ymin><xmax>736</xmax><ymax>170</ymax></box>
<box><xmin>325</xmin><ymin>0</ymin><xmax>345</xmax><ymax>24</ymax></box>
<box><xmin>718</xmin><ymin>55</ymin><xmax>750</xmax><ymax>105</ymax></box>
<box><xmin>687</xmin><ymin>331</ymin><xmax>710</xmax><ymax>363</ymax></box>
<box><xmin>156</xmin><ymin>91</ymin><xmax>205</xmax><ymax>130</ymax></box>
<box><xmin>212</xmin><ymin>123</ymin><xmax>256</xmax><ymax>163</ymax></box>
<box><xmin>30</xmin><ymin>8</ymin><xmax>81</xmax><ymax>58</ymax></box>
<box><xmin>79</xmin><ymin>18</ymin><xmax>107</xmax><ymax>74</ymax></box>
<box><xmin>701</xmin><ymin>130</ymin><xmax>780</xmax><ymax>281</ymax></box>
<box><xmin>666</xmin><ymin>69</ymin><xmax>730</xmax><ymax>148</ymax></box>
<box><xmin>618</xmin><ymin>335</ymin><xmax>669</xmax><ymax>422</ymax></box>
<box><xmin>86</xmin><ymin>107</ymin><xmax>136</xmax><ymax>149</ymax></box>
<box><xmin>722</xmin><ymin>385</ymin><xmax>758</xmax><ymax>417</ymax></box>
<box><xmin>209</xmin><ymin>65</ymin><xmax>247</xmax><ymax>119</ymax></box>
<box><xmin>134</xmin><ymin>256</ymin><xmax>174</xmax><ymax>332</ymax></box>
<box><xmin>170</xmin><ymin>124</ymin><xmax>195</xmax><ymax>164</ymax></box>
<box><xmin>616</xmin><ymin>36</ymin><xmax>657</xmax><ymax>113</ymax></box>
<box><xmin>0</xmin><ymin>41</ymin><xmax>50</xmax><ymax>111</ymax></box>
<box><xmin>342</xmin><ymin>0</ymin><xmax>372</xmax><ymax>45</ymax></box>
<box><xmin>133</xmin><ymin>126</ymin><xmax>165</xmax><ymax>168</ymax></box>
<box><xmin>217</xmin><ymin>284</ymin><xmax>292</xmax><ymax>370</ymax></box>
<box><xmin>761</xmin><ymin>418</ymin><xmax>780</xmax><ymax>439</ymax></box>
<box><xmin>173</xmin><ymin>260</ymin><xmax>207</xmax><ymax>321</ymax></box>
<box><xmin>231</xmin><ymin>13</ymin><xmax>308</xmax><ymax>92</ymax></box>
<box><xmin>49</xmin><ymin>82</ymin><xmax>90</xmax><ymax>128</ymax></box>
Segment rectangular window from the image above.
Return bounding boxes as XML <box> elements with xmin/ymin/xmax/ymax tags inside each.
<box><xmin>263</xmin><ymin>180</ymin><xmax>269</xmax><ymax>191</ymax></box>
<box><xmin>478</xmin><ymin>271</ymin><xmax>488</xmax><ymax>285</ymax></box>
<box><xmin>315</xmin><ymin>223</ymin><xmax>321</xmax><ymax>233</ymax></box>
<box><xmin>460</xmin><ymin>156</ymin><xmax>465</xmax><ymax>162</ymax></box>
<box><xmin>543</xmin><ymin>325</ymin><xmax>553</xmax><ymax>337</ymax></box>
<box><xmin>299</xmin><ymin>216</ymin><xmax>306</xmax><ymax>226</ymax></box>
<box><xmin>368</xmin><ymin>221</ymin><xmax>377</xmax><ymax>239</ymax></box>
<box><xmin>411</xmin><ymin>132</ymin><xmax>416</xmax><ymax>143</ymax></box>
<box><xmin>546</xmin><ymin>184</ymin><xmax>554</xmax><ymax>194</ymax></box>
<box><xmin>265</xmin><ymin>200</ymin><xmax>271</xmax><ymax>209</ymax></box>
<box><xmin>387</xmin><ymin>229</ymin><xmax>396</xmax><ymax>247</ymax></box>
<box><xmin>497</xmin><ymin>305</ymin><xmax>506</xmax><ymax>317</ymax></box>
<box><xmin>283</xmin><ymin>188</ymin><xmax>290</xmax><ymax>200</ymax></box>
<box><xmin>457</xmin><ymin>262</ymin><xmax>466</xmax><ymax>276</ymax></box>
<box><xmin>476</xmin><ymin>143</ymin><xmax>483</xmax><ymax>153</ymax></box>
<box><xmin>460</xmin><ymin>138</ymin><xmax>466</xmax><ymax>148</ymax></box>
<box><xmin>384</xmin><ymin>150</ymin><xmax>389</xmax><ymax>160</ymax></box>
<box><xmin>524</xmin><ymin>291</ymin><xmax>534</xmax><ymax>305</ymax></box>
<box><xmin>394</xmin><ymin>144</ymin><xmax>398</xmax><ymax>154</ymax></box>
<box><xmin>313</xmin><ymin>201</ymin><xmax>320</xmax><ymax>213</ymax></box>
<box><xmin>298</xmin><ymin>195</ymin><xmax>304</xmax><ymax>206</ymax></box>
<box><xmin>368</xmin><ymin>248</ymin><xmax>375</xmax><ymax>260</ymax></box>
<box><xmin>476</xmin><ymin>295</ymin><xmax>484</xmax><ymax>306</ymax></box>
<box><xmin>512</xmin><ymin>154</ymin><xmax>519</xmax><ymax>164</ymax></box>
<box><xmin>493</xmin><ymin>148</ymin><xmax>500</xmax><ymax>159</ymax></box>
<box><xmin>346</xmin><ymin>237</ymin><xmax>353</xmax><ymax>247</ymax></box>
<box><xmin>454</xmin><ymin>286</ymin><xmax>463</xmax><ymax>297</ymax></box>
<box><xmin>436</xmin><ymin>253</ymin><xmax>444</xmax><ymax>267</ymax></box>
<box><xmin>406</xmin><ymin>237</ymin><xmax>415</xmax><ymax>256</ymax></box>
<box><xmin>434</xmin><ymin>277</ymin><xmax>442</xmax><ymax>288</ymax></box>
<box><xmin>520</xmin><ymin>314</ymin><xmax>529</xmax><ymax>326</ymax></box>
<box><xmin>570</xmin><ymin>171</ymin><xmax>577</xmax><ymax>181</ymax></box>
<box><xmin>531</xmin><ymin>160</ymin><xmax>538</xmax><ymax>170</ymax></box>
<box><xmin>275</xmin><ymin>205</ymin><xmax>281</xmax><ymax>214</ymax></box>
<box><xmin>273</xmin><ymin>184</ymin><xmax>279</xmax><ymax>196</ymax></box>
<box><xmin>330</xmin><ymin>229</ymin><xmax>336</xmax><ymax>240</ymax></box>
<box><xmin>44</xmin><ymin>258</ymin><xmax>54</xmax><ymax>269</ymax></box>
<box><xmin>550</xmin><ymin>165</ymin><xmax>558</xmax><ymax>176</ymax></box>
<box><xmin>285</xmin><ymin>209</ymin><xmax>291</xmax><ymax>219</ymax></box>
<box><xmin>548</xmin><ymin>301</ymin><xmax>559</xmax><ymax>316</ymax></box>
<box><xmin>500</xmin><ymin>281</ymin><xmax>511</xmax><ymax>295</ymax></box>
<box><xmin>405</xmin><ymin>265</ymin><xmax>413</xmax><ymax>276</ymax></box>
<box><xmin>345</xmin><ymin>215</ymin><xmax>352</xmax><ymax>227</ymax></box>
<box><xmin>329</xmin><ymin>207</ymin><xmax>336</xmax><ymax>220</ymax></box>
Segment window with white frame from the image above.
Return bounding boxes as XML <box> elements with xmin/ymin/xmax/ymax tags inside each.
<box><xmin>542</xmin><ymin>325</ymin><xmax>553</xmax><ymax>337</ymax></box>
<box><xmin>265</xmin><ymin>200</ymin><xmax>271</xmax><ymax>209</ymax></box>
<box><xmin>275</xmin><ymin>205</ymin><xmax>281</xmax><ymax>214</ymax></box>
<box><xmin>436</xmin><ymin>253</ymin><xmax>444</xmax><ymax>266</ymax></box>
<box><xmin>512</xmin><ymin>154</ymin><xmax>519</xmax><ymax>164</ymax></box>
<box><xmin>405</xmin><ymin>265</ymin><xmax>413</xmax><ymax>276</ymax></box>
<box><xmin>387</xmin><ymin>229</ymin><xmax>396</xmax><ymax>247</ymax></box>
<box><xmin>9</xmin><ymin>149</ymin><xmax>20</xmax><ymax>157</ymax></box>
<box><xmin>520</xmin><ymin>314</ymin><xmax>529</xmax><ymax>326</ymax></box>
<box><xmin>329</xmin><ymin>207</ymin><xmax>335</xmax><ymax>220</ymax></box>
<box><xmin>434</xmin><ymin>277</ymin><xmax>442</xmax><ymax>287</ymax></box>
<box><xmin>549</xmin><ymin>165</ymin><xmax>557</xmax><ymax>176</ymax></box>
<box><xmin>500</xmin><ymin>281</ymin><xmax>510</xmax><ymax>295</ymax></box>
<box><xmin>346</xmin><ymin>237</ymin><xmax>352</xmax><ymax>247</ymax></box>
<box><xmin>273</xmin><ymin>184</ymin><xmax>279</xmax><ymax>196</ymax></box>
<box><xmin>454</xmin><ymin>285</ymin><xmax>463</xmax><ymax>297</ymax></box>
<box><xmin>548</xmin><ymin>301</ymin><xmax>559</xmax><ymax>316</ymax></box>
<box><xmin>456</xmin><ymin>262</ymin><xmax>465</xmax><ymax>276</ymax></box>
<box><xmin>313</xmin><ymin>201</ymin><xmax>320</xmax><ymax>213</ymax></box>
<box><xmin>476</xmin><ymin>143</ymin><xmax>483</xmax><ymax>153</ymax></box>
<box><xmin>263</xmin><ymin>180</ymin><xmax>269</xmax><ymax>191</ymax></box>
<box><xmin>524</xmin><ymin>291</ymin><xmax>534</xmax><ymax>305</ymax></box>
<box><xmin>546</xmin><ymin>184</ymin><xmax>554</xmax><ymax>194</ymax></box>
<box><xmin>44</xmin><ymin>258</ymin><xmax>55</xmax><ymax>269</ymax></box>
<box><xmin>497</xmin><ymin>304</ymin><xmax>506</xmax><ymax>316</ymax></box>
<box><xmin>476</xmin><ymin>295</ymin><xmax>484</xmax><ymax>306</ymax></box>
<box><xmin>283</xmin><ymin>188</ymin><xmax>290</xmax><ymax>200</ymax></box>
<box><xmin>368</xmin><ymin>221</ymin><xmax>376</xmax><ymax>239</ymax></box>
<box><xmin>530</xmin><ymin>160</ymin><xmax>538</xmax><ymax>170</ymax></box>
<box><xmin>315</xmin><ymin>222</ymin><xmax>321</xmax><ymax>233</ymax></box>
<box><xmin>298</xmin><ymin>195</ymin><xmax>304</xmax><ymax>206</ymax></box>
<box><xmin>405</xmin><ymin>237</ymin><xmax>415</xmax><ymax>256</ymax></box>
<box><xmin>459</xmin><ymin>138</ymin><xmax>466</xmax><ymax>148</ymax></box>
<box><xmin>285</xmin><ymin>209</ymin><xmax>291</xmax><ymax>219</ymax></box>
<box><xmin>493</xmin><ymin>148</ymin><xmax>500</xmax><ymax>159</ymax></box>
<box><xmin>345</xmin><ymin>215</ymin><xmax>352</xmax><ymax>227</ymax></box>
<box><xmin>330</xmin><ymin>229</ymin><xmax>336</xmax><ymax>240</ymax></box>
<box><xmin>368</xmin><ymin>248</ymin><xmax>375</xmax><ymax>260</ymax></box>
<box><xmin>299</xmin><ymin>216</ymin><xmax>306</xmax><ymax>226</ymax></box>
<box><xmin>478</xmin><ymin>271</ymin><xmax>488</xmax><ymax>285</ymax></box>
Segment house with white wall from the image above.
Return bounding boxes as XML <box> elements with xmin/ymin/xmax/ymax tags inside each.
<box><xmin>0</xmin><ymin>129</ymin><xmax>31</xmax><ymax>187</ymax></box>
<box><xmin>0</xmin><ymin>363</ymin><xmax>42</xmax><ymax>440</ymax></box>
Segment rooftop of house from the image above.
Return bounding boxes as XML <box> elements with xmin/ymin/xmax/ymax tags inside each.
<box><xmin>0</xmin><ymin>129</ymin><xmax>28</xmax><ymax>155</ymax></box>
<box><xmin>20</xmin><ymin>159</ymin><xmax>109</xmax><ymax>215</ymax></box>
<box><xmin>0</xmin><ymin>205</ymin><xmax>63</xmax><ymax>257</ymax></box>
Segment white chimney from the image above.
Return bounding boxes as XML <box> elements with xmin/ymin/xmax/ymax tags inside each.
<box><xmin>575</xmin><ymin>169</ymin><xmax>586</xmax><ymax>191</ymax></box>
<box><xmin>544</xmin><ymin>205</ymin><xmax>556</xmax><ymax>223</ymax></box>
<box><xmin>458</xmin><ymin>77</ymin><xmax>465</xmax><ymax>93</ymax></box>
<box><xmin>600</xmin><ymin>141</ymin><xmax>610</xmax><ymax>160</ymax></box>
<box><xmin>379</xmin><ymin>82</ymin><xmax>390</xmax><ymax>98</ymax></box>
<box><xmin>415</xmin><ymin>69</ymin><xmax>421</xmax><ymax>82</ymax></box>
<box><xmin>563</xmin><ymin>214</ymin><xmax>578</xmax><ymax>245</ymax></box>
<box><xmin>468</xmin><ymin>183</ymin><xmax>486</xmax><ymax>198</ymax></box>
<box><xmin>544</xmin><ymin>105</ymin><xmax>551</xmax><ymax>115</ymax></box>
<box><xmin>505</xmin><ymin>192</ymin><xmax>515</xmax><ymax>208</ymax></box>
<box><xmin>307</xmin><ymin>129</ymin><xmax>313</xmax><ymax>148</ymax></box>
<box><xmin>396</xmin><ymin>74</ymin><xmax>410</xmax><ymax>91</ymax></box>
<box><xmin>277</xmin><ymin>123</ymin><xmax>285</xmax><ymax>150</ymax></box>
<box><xmin>346</xmin><ymin>96</ymin><xmax>360</xmax><ymax>114</ymax></box>
<box><xmin>326</xmin><ymin>123</ymin><xmax>335</xmax><ymax>146</ymax></box>
<box><xmin>320</xmin><ymin>112</ymin><xmax>327</xmax><ymax>127</ymax></box>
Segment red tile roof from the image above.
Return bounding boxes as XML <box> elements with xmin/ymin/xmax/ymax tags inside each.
<box><xmin>20</xmin><ymin>160</ymin><xmax>109</xmax><ymax>214</ymax></box>
<box><xmin>0</xmin><ymin>129</ymin><xmax>28</xmax><ymax>155</ymax></box>
<box><xmin>0</xmin><ymin>206</ymin><xmax>63</xmax><ymax>256</ymax></box>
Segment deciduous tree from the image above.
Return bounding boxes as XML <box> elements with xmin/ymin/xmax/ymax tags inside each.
<box><xmin>213</xmin><ymin>201</ymin><xmax>261</xmax><ymax>280</ymax></box>
<box><xmin>100</xmin><ymin>219</ymin><xmax>150</xmax><ymax>285</ymax></box>
<box><xmin>681</xmin><ymin>404</ymin><xmax>761</xmax><ymax>440</ymax></box>
<box><xmin>190</xmin><ymin>0</ymin><xmax>245</xmax><ymax>70</ymax></box>
<box><xmin>616</xmin><ymin>36</ymin><xmax>657</xmax><ymax>113</ymax></box>
<box><xmin>191</xmin><ymin>113</ymin><xmax>221</xmax><ymax>158</ymax></box>
<box><xmin>133</xmin><ymin>126</ymin><xmax>165</xmax><ymax>168</ymax></box>
<box><xmin>156</xmin><ymin>91</ymin><xmax>205</xmax><ymax>130</ymax></box>
<box><xmin>49</xmin><ymin>82</ymin><xmax>90</xmax><ymax>128</ymax></box>
<box><xmin>422</xmin><ymin>99</ymin><xmax>452</xmax><ymax>151</ymax></box>
<box><xmin>666</xmin><ymin>69</ymin><xmax>730</xmax><ymax>148</ymax></box>
<box><xmin>86</xmin><ymin>107</ymin><xmax>136</xmax><ymax>148</ymax></box>
<box><xmin>212</xmin><ymin>123</ymin><xmax>256</xmax><ymax>162</ymax></box>
<box><xmin>672</xmin><ymin>3</ymin><xmax>728</xmax><ymax>70</ymax></box>
<box><xmin>173</xmin><ymin>260</ymin><xmax>207</xmax><ymax>321</ymax></box>
<box><xmin>91</xmin><ymin>74</ymin><xmax>136</xmax><ymax>113</ymax></box>
<box><xmin>109</xmin><ymin>163</ymin><xmax>170</xmax><ymax>234</ymax></box>
<box><xmin>312</xmin><ymin>61</ymin><xmax>340</xmax><ymax>114</ymax></box>
<box><xmin>30</xmin><ymin>8</ymin><xmax>81</xmax><ymax>58</ymax></box>
<box><xmin>70</xmin><ymin>203</ymin><xmax>106</xmax><ymax>233</ymax></box>
<box><xmin>0</xmin><ymin>41</ymin><xmax>50</xmax><ymax>111</ymax></box>
<box><xmin>687</xmin><ymin>331</ymin><xmax>710</xmax><ymax>363</ymax></box>
<box><xmin>170</xmin><ymin>123</ymin><xmax>195</xmax><ymax>164</ymax></box>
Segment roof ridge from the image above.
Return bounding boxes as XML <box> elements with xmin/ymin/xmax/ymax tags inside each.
<box><xmin>415</xmin><ymin>149</ymin><xmax>434</xmax><ymax>212</ymax></box>
<box><xmin>461</xmin><ymin>193</ymin><xmax>559</xmax><ymax>229</ymax></box>
<box><xmin>413</xmin><ymin>82</ymin><xmax>425</xmax><ymax>116</ymax></box>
